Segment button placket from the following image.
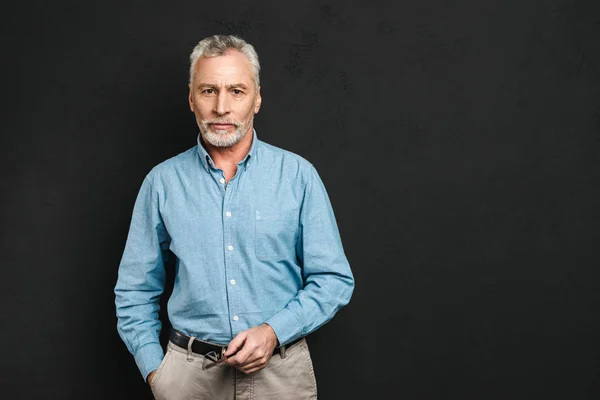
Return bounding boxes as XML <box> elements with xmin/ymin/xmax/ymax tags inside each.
<box><xmin>222</xmin><ymin>175</ymin><xmax>240</xmax><ymax>332</ymax></box>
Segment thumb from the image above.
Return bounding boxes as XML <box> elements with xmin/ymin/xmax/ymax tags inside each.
<box><xmin>225</xmin><ymin>331</ymin><xmax>247</xmax><ymax>357</ymax></box>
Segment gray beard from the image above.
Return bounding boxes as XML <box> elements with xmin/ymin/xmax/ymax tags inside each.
<box><xmin>199</xmin><ymin>117</ymin><xmax>252</xmax><ymax>148</ymax></box>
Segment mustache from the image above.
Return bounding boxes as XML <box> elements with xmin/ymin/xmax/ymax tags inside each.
<box><xmin>201</xmin><ymin>119</ymin><xmax>240</xmax><ymax>127</ymax></box>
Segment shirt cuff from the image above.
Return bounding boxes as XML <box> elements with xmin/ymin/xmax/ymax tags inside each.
<box><xmin>265</xmin><ymin>308</ymin><xmax>303</xmax><ymax>346</ymax></box>
<box><xmin>134</xmin><ymin>342</ymin><xmax>164</xmax><ymax>382</ymax></box>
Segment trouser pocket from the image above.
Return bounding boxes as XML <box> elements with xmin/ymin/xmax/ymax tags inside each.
<box><xmin>150</xmin><ymin>347</ymin><xmax>173</xmax><ymax>397</ymax></box>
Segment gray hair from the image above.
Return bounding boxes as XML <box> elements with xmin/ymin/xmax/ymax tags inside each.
<box><xmin>189</xmin><ymin>35</ymin><xmax>260</xmax><ymax>88</ymax></box>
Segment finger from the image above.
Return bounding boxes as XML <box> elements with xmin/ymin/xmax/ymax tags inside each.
<box><xmin>238</xmin><ymin>358</ymin><xmax>266</xmax><ymax>372</ymax></box>
<box><xmin>239</xmin><ymin>363</ymin><xmax>268</xmax><ymax>375</ymax></box>
<box><xmin>226</xmin><ymin>343</ymin><xmax>256</xmax><ymax>366</ymax></box>
<box><xmin>237</xmin><ymin>350</ymin><xmax>273</xmax><ymax>372</ymax></box>
<box><xmin>225</xmin><ymin>332</ymin><xmax>248</xmax><ymax>357</ymax></box>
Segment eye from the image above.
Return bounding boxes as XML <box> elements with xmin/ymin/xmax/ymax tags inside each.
<box><xmin>202</xmin><ymin>89</ymin><xmax>215</xmax><ymax>94</ymax></box>
<box><xmin>232</xmin><ymin>89</ymin><xmax>243</xmax><ymax>95</ymax></box>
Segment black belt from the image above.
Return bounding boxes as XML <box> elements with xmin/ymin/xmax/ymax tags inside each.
<box><xmin>169</xmin><ymin>328</ymin><xmax>303</xmax><ymax>356</ymax></box>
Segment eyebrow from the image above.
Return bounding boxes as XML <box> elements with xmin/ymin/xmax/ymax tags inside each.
<box><xmin>197</xmin><ymin>83</ymin><xmax>249</xmax><ymax>90</ymax></box>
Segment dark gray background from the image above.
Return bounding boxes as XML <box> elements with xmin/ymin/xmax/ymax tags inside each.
<box><xmin>2</xmin><ymin>0</ymin><xmax>600</xmax><ymax>398</ymax></box>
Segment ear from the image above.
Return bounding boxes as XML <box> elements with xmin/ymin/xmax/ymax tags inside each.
<box><xmin>254</xmin><ymin>86</ymin><xmax>262</xmax><ymax>114</ymax></box>
<box><xmin>188</xmin><ymin>83</ymin><xmax>194</xmax><ymax>112</ymax></box>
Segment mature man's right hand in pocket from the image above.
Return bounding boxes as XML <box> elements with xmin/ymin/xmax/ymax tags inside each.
<box><xmin>147</xmin><ymin>370</ymin><xmax>157</xmax><ymax>386</ymax></box>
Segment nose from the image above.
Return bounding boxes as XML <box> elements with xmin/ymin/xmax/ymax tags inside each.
<box><xmin>214</xmin><ymin>91</ymin><xmax>231</xmax><ymax>116</ymax></box>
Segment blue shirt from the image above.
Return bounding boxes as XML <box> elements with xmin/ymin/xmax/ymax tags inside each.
<box><xmin>114</xmin><ymin>130</ymin><xmax>354</xmax><ymax>381</ymax></box>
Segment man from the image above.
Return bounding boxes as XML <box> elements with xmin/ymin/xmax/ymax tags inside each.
<box><xmin>114</xmin><ymin>34</ymin><xmax>354</xmax><ymax>399</ymax></box>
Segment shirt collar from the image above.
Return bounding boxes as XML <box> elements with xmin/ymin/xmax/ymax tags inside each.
<box><xmin>196</xmin><ymin>129</ymin><xmax>259</xmax><ymax>172</ymax></box>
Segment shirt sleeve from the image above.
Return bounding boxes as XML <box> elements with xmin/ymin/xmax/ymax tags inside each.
<box><xmin>114</xmin><ymin>173</ymin><xmax>171</xmax><ymax>382</ymax></box>
<box><xmin>265</xmin><ymin>165</ymin><xmax>355</xmax><ymax>345</ymax></box>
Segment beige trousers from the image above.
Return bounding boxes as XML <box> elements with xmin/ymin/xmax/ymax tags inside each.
<box><xmin>150</xmin><ymin>338</ymin><xmax>318</xmax><ymax>400</ymax></box>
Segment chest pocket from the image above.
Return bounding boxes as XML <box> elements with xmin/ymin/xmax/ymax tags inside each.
<box><xmin>255</xmin><ymin>209</ymin><xmax>299</xmax><ymax>262</ymax></box>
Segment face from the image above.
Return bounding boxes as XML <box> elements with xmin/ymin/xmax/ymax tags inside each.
<box><xmin>189</xmin><ymin>50</ymin><xmax>262</xmax><ymax>148</ymax></box>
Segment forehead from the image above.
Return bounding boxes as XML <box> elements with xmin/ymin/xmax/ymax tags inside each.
<box><xmin>193</xmin><ymin>50</ymin><xmax>254</xmax><ymax>86</ymax></box>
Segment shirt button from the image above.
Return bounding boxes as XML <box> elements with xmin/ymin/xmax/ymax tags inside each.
<box><xmin>227</xmin><ymin>245</ymin><xmax>233</xmax><ymax>251</ymax></box>
<box><xmin>226</xmin><ymin>212</ymin><xmax>232</xmax><ymax>217</ymax></box>
<box><xmin>219</xmin><ymin>178</ymin><xmax>225</xmax><ymax>184</ymax></box>
<box><xmin>230</xmin><ymin>279</ymin><xmax>236</xmax><ymax>285</ymax></box>
<box><xmin>233</xmin><ymin>315</ymin><xmax>239</xmax><ymax>321</ymax></box>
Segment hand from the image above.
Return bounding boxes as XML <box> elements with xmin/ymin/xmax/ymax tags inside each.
<box><xmin>147</xmin><ymin>370</ymin><xmax>157</xmax><ymax>386</ymax></box>
<box><xmin>223</xmin><ymin>323</ymin><xmax>279</xmax><ymax>374</ymax></box>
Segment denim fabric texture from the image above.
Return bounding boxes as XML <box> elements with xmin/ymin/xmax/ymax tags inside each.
<box><xmin>114</xmin><ymin>130</ymin><xmax>354</xmax><ymax>381</ymax></box>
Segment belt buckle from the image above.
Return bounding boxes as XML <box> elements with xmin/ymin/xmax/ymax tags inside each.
<box><xmin>204</xmin><ymin>346</ymin><xmax>227</xmax><ymax>369</ymax></box>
